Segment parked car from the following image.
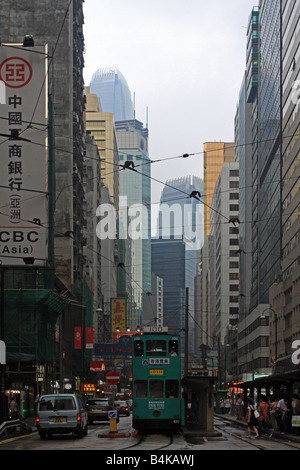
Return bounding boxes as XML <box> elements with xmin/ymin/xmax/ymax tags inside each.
<box><xmin>36</xmin><ymin>394</ymin><xmax>88</xmax><ymax>440</ymax></box>
<box><xmin>85</xmin><ymin>398</ymin><xmax>119</xmax><ymax>424</ymax></box>
<box><xmin>115</xmin><ymin>400</ymin><xmax>130</xmax><ymax>416</ymax></box>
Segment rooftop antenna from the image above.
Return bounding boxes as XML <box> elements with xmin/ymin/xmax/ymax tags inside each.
<box><xmin>146</xmin><ymin>106</ymin><xmax>149</xmax><ymax>129</ymax></box>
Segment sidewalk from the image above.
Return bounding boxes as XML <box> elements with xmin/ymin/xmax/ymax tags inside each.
<box><xmin>215</xmin><ymin>413</ymin><xmax>300</xmax><ymax>444</ymax></box>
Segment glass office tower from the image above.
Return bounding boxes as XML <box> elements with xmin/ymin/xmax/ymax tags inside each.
<box><xmin>90</xmin><ymin>67</ymin><xmax>134</xmax><ymax>122</ymax></box>
<box><xmin>259</xmin><ymin>0</ymin><xmax>282</xmax><ymax>304</ymax></box>
<box><xmin>116</xmin><ymin>119</ymin><xmax>151</xmax><ymax>329</ymax></box>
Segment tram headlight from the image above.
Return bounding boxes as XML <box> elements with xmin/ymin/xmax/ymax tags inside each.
<box><xmin>153</xmin><ymin>410</ymin><xmax>160</xmax><ymax>417</ymax></box>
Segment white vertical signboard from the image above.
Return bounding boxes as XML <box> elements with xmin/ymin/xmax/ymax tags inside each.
<box><xmin>0</xmin><ymin>45</ymin><xmax>48</xmax><ymax>266</ymax></box>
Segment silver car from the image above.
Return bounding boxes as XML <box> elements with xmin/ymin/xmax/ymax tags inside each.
<box><xmin>85</xmin><ymin>398</ymin><xmax>119</xmax><ymax>424</ymax></box>
<box><xmin>36</xmin><ymin>394</ymin><xmax>88</xmax><ymax>439</ymax></box>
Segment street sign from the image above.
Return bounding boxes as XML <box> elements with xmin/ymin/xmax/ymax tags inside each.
<box><xmin>108</xmin><ymin>410</ymin><xmax>117</xmax><ymax>419</ymax></box>
<box><xmin>106</xmin><ymin>371</ymin><xmax>120</xmax><ymax>385</ymax></box>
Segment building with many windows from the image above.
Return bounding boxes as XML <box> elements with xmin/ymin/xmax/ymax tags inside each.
<box><xmin>269</xmin><ymin>0</ymin><xmax>300</xmax><ymax>365</ymax></box>
<box><xmin>209</xmin><ymin>163</ymin><xmax>240</xmax><ymax>344</ymax></box>
<box><xmin>116</xmin><ymin>119</ymin><xmax>151</xmax><ymax>329</ymax></box>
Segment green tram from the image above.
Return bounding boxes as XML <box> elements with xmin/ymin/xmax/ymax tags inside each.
<box><xmin>131</xmin><ymin>327</ymin><xmax>185</xmax><ymax>432</ymax></box>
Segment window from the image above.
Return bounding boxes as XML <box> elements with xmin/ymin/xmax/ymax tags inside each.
<box><xmin>134</xmin><ymin>340</ymin><xmax>144</xmax><ymax>357</ymax></box>
<box><xmin>168</xmin><ymin>340</ymin><xmax>178</xmax><ymax>356</ymax></box>
<box><xmin>39</xmin><ymin>396</ymin><xmax>76</xmax><ymax>411</ymax></box>
<box><xmin>229</xmin><ymin>273</ymin><xmax>239</xmax><ymax>280</ymax></box>
<box><xmin>230</xmin><ymin>204</ymin><xmax>239</xmax><ymax>211</ymax></box>
<box><xmin>134</xmin><ymin>380</ymin><xmax>148</xmax><ymax>398</ymax></box>
<box><xmin>146</xmin><ymin>340</ymin><xmax>166</xmax><ymax>356</ymax></box>
<box><xmin>230</xmin><ymin>284</ymin><xmax>239</xmax><ymax>291</ymax></box>
<box><xmin>230</xmin><ymin>170</ymin><xmax>239</xmax><ymax>177</ymax></box>
<box><xmin>229</xmin><ymin>262</ymin><xmax>239</xmax><ymax>268</ymax></box>
<box><xmin>166</xmin><ymin>380</ymin><xmax>179</xmax><ymax>398</ymax></box>
<box><xmin>150</xmin><ymin>380</ymin><xmax>164</xmax><ymax>398</ymax></box>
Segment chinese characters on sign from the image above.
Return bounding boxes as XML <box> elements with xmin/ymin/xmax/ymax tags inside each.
<box><xmin>0</xmin><ymin>45</ymin><xmax>48</xmax><ymax>265</ymax></box>
<box><xmin>111</xmin><ymin>298</ymin><xmax>127</xmax><ymax>332</ymax></box>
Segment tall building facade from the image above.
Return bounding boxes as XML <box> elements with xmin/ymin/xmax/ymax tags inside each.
<box><xmin>0</xmin><ymin>0</ymin><xmax>94</xmax><ymax>412</ymax></box>
<box><xmin>210</xmin><ymin>163</ymin><xmax>240</xmax><ymax>343</ymax></box>
<box><xmin>209</xmin><ymin>162</ymin><xmax>240</xmax><ymax>381</ymax></box>
<box><xmin>85</xmin><ymin>87</ymin><xmax>119</xmax><ymax>211</ymax></box>
<box><xmin>199</xmin><ymin>143</ymin><xmax>235</xmax><ymax>349</ymax></box>
<box><xmin>151</xmin><ymin>238</ymin><xmax>187</xmax><ymax>346</ymax></box>
<box><xmin>116</xmin><ymin>119</ymin><xmax>151</xmax><ymax>329</ymax></box>
<box><xmin>269</xmin><ymin>0</ymin><xmax>300</xmax><ymax>365</ymax></box>
<box><xmin>235</xmin><ymin>73</ymin><xmax>253</xmax><ymax>321</ymax></box>
<box><xmin>258</xmin><ymin>0</ymin><xmax>282</xmax><ymax>305</ymax></box>
<box><xmin>90</xmin><ymin>67</ymin><xmax>134</xmax><ymax>122</ymax></box>
<box><xmin>157</xmin><ymin>176</ymin><xmax>203</xmax><ymax>356</ymax></box>
<box><xmin>89</xmin><ymin>68</ymin><xmax>150</xmax><ymax>329</ymax></box>
<box><xmin>236</xmin><ymin>5</ymin><xmax>273</xmax><ymax>382</ymax></box>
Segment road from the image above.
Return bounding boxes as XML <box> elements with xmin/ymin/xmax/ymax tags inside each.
<box><xmin>1</xmin><ymin>415</ymin><xmax>299</xmax><ymax>457</ymax></box>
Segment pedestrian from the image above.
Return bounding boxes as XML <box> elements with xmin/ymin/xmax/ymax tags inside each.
<box><xmin>258</xmin><ymin>395</ymin><xmax>273</xmax><ymax>438</ymax></box>
<box><xmin>9</xmin><ymin>397</ymin><xmax>19</xmax><ymax>420</ymax></box>
<box><xmin>283</xmin><ymin>398</ymin><xmax>293</xmax><ymax>434</ymax></box>
<box><xmin>270</xmin><ymin>396</ymin><xmax>278</xmax><ymax>430</ymax></box>
<box><xmin>246</xmin><ymin>397</ymin><xmax>260</xmax><ymax>438</ymax></box>
<box><xmin>292</xmin><ymin>394</ymin><xmax>300</xmax><ymax>415</ymax></box>
<box><xmin>220</xmin><ymin>396</ymin><xmax>225</xmax><ymax>414</ymax></box>
<box><xmin>236</xmin><ymin>394</ymin><xmax>243</xmax><ymax>420</ymax></box>
<box><xmin>225</xmin><ymin>396</ymin><xmax>231</xmax><ymax>414</ymax></box>
<box><xmin>292</xmin><ymin>394</ymin><xmax>300</xmax><ymax>435</ymax></box>
<box><xmin>276</xmin><ymin>395</ymin><xmax>286</xmax><ymax>433</ymax></box>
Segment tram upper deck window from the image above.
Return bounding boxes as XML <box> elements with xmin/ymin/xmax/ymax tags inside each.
<box><xmin>168</xmin><ymin>340</ymin><xmax>178</xmax><ymax>356</ymax></box>
<box><xmin>134</xmin><ymin>340</ymin><xmax>144</xmax><ymax>356</ymax></box>
<box><xmin>146</xmin><ymin>340</ymin><xmax>166</xmax><ymax>356</ymax></box>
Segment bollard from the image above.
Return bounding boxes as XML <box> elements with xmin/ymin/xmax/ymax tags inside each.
<box><xmin>108</xmin><ymin>410</ymin><xmax>118</xmax><ymax>433</ymax></box>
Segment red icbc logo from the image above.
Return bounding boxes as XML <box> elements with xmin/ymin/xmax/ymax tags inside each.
<box><xmin>0</xmin><ymin>57</ymin><xmax>33</xmax><ymax>88</ymax></box>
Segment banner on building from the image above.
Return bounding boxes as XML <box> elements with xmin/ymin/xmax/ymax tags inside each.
<box><xmin>0</xmin><ymin>44</ymin><xmax>48</xmax><ymax>266</ymax></box>
<box><xmin>111</xmin><ymin>298</ymin><xmax>126</xmax><ymax>332</ymax></box>
<box><xmin>85</xmin><ymin>326</ymin><xmax>93</xmax><ymax>349</ymax></box>
<box><xmin>74</xmin><ymin>327</ymin><xmax>82</xmax><ymax>350</ymax></box>
<box><xmin>90</xmin><ymin>361</ymin><xmax>106</xmax><ymax>372</ymax></box>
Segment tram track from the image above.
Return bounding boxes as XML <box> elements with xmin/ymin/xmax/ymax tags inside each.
<box><xmin>120</xmin><ymin>432</ymin><xmax>174</xmax><ymax>451</ymax></box>
<box><xmin>214</xmin><ymin>418</ymin><xmax>300</xmax><ymax>451</ymax></box>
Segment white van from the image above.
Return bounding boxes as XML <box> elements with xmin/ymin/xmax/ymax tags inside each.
<box><xmin>36</xmin><ymin>394</ymin><xmax>88</xmax><ymax>439</ymax></box>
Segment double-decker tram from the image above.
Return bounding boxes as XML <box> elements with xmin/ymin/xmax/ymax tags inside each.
<box><xmin>131</xmin><ymin>326</ymin><xmax>185</xmax><ymax>432</ymax></box>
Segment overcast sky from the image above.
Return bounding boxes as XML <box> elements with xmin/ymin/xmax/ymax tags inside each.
<box><xmin>83</xmin><ymin>0</ymin><xmax>258</xmax><ymax>230</ymax></box>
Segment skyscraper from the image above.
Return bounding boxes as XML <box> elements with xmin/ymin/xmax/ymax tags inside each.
<box><xmin>259</xmin><ymin>0</ymin><xmax>282</xmax><ymax>304</ymax></box>
<box><xmin>158</xmin><ymin>176</ymin><xmax>204</xmax><ymax>251</ymax></box>
<box><xmin>89</xmin><ymin>67</ymin><xmax>151</xmax><ymax>329</ymax></box>
<box><xmin>90</xmin><ymin>67</ymin><xmax>134</xmax><ymax>122</ymax></box>
<box><xmin>117</xmin><ymin>119</ymin><xmax>151</xmax><ymax>329</ymax></box>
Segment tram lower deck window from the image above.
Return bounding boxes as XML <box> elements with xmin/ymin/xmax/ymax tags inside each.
<box><xmin>166</xmin><ymin>380</ymin><xmax>179</xmax><ymax>398</ymax></box>
<box><xmin>150</xmin><ymin>380</ymin><xmax>164</xmax><ymax>398</ymax></box>
<box><xmin>134</xmin><ymin>380</ymin><xmax>148</xmax><ymax>398</ymax></box>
